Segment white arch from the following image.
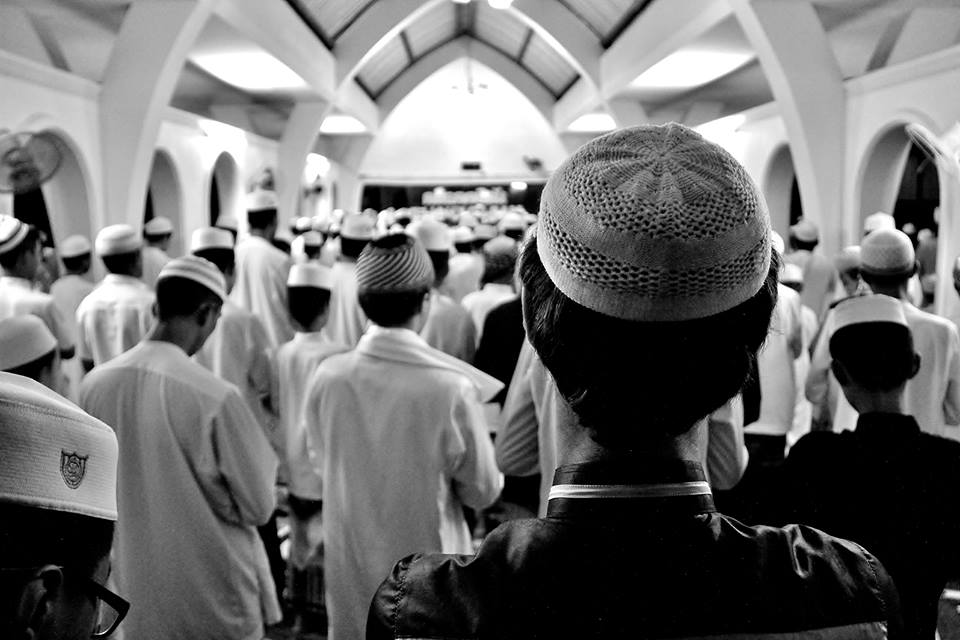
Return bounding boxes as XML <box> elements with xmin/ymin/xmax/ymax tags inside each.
<box><xmin>762</xmin><ymin>144</ymin><xmax>795</xmax><ymax>237</ymax></box>
<box><xmin>146</xmin><ymin>149</ymin><xmax>185</xmax><ymax>255</ymax></box>
<box><xmin>32</xmin><ymin>126</ymin><xmax>95</xmax><ymax>249</ymax></box>
<box><xmin>208</xmin><ymin>151</ymin><xmax>242</xmax><ymax>228</ymax></box>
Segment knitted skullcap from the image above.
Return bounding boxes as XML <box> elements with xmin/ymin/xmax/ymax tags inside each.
<box><xmin>157</xmin><ymin>255</ymin><xmax>227</xmax><ymax>302</ymax></box>
<box><xmin>861</xmin><ymin>228</ymin><xmax>915</xmax><ymax>276</ymax></box>
<box><xmin>190</xmin><ymin>227</ymin><xmax>234</xmax><ymax>253</ymax></box>
<box><xmin>356</xmin><ymin>234</ymin><xmax>434</xmax><ymax>294</ymax></box>
<box><xmin>144</xmin><ymin>216</ymin><xmax>174</xmax><ymax>236</ymax></box>
<box><xmin>0</xmin><ymin>315</ymin><xmax>57</xmax><ymax>370</ymax></box>
<box><xmin>483</xmin><ymin>236</ymin><xmax>518</xmax><ymax>280</ymax></box>
<box><xmin>863</xmin><ymin>211</ymin><xmax>895</xmax><ymax>235</ymax></box>
<box><xmin>59</xmin><ymin>234</ymin><xmax>92</xmax><ymax>259</ymax></box>
<box><xmin>288</xmin><ymin>263</ymin><xmax>333</xmax><ymax>290</ymax></box>
<box><xmin>341</xmin><ymin>212</ymin><xmax>375</xmax><ymax>240</ymax></box>
<box><xmin>246</xmin><ymin>189</ymin><xmax>278</xmax><ymax>212</ymax></box>
<box><xmin>96</xmin><ymin>224</ymin><xmax>141</xmax><ymax>256</ymax></box>
<box><xmin>771</xmin><ymin>231</ymin><xmax>785</xmax><ymax>255</ymax></box>
<box><xmin>0</xmin><ymin>372</ymin><xmax>118</xmax><ymax>520</ymax></box>
<box><xmin>453</xmin><ymin>226</ymin><xmax>475</xmax><ymax>244</ymax></box>
<box><xmin>835</xmin><ymin>245</ymin><xmax>861</xmax><ymax>273</ymax></box>
<box><xmin>411</xmin><ymin>218</ymin><xmax>452</xmax><ymax>252</ymax></box>
<box><xmin>538</xmin><ymin>123</ymin><xmax>771</xmax><ymax>321</ymax></box>
<box><xmin>0</xmin><ymin>215</ymin><xmax>30</xmax><ymax>255</ymax></box>
<box><xmin>833</xmin><ymin>294</ymin><xmax>907</xmax><ymax>333</ymax></box>
<box><xmin>780</xmin><ymin>263</ymin><xmax>803</xmax><ymax>285</ymax></box>
<box><xmin>790</xmin><ymin>218</ymin><xmax>818</xmax><ymax>243</ymax></box>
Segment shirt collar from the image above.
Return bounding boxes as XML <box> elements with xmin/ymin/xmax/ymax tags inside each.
<box><xmin>294</xmin><ymin>329</ymin><xmax>332</xmax><ymax>343</ymax></box>
<box><xmin>547</xmin><ymin>459</ymin><xmax>715</xmax><ymax>519</ymax></box>
<box><xmin>855</xmin><ymin>412</ymin><xmax>921</xmax><ymax>438</ymax></box>
<box><xmin>102</xmin><ymin>273</ymin><xmax>144</xmax><ymax>286</ymax></box>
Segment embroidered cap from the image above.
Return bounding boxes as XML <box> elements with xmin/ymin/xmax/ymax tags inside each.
<box><xmin>0</xmin><ymin>372</ymin><xmax>118</xmax><ymax>520</ymax></box>
<box><xmin>190</xmin><ymin>227</ymin><xmax>234</xmax><ymax>253</ymax></box>
<box><xmin>157</xmin><ymin>255</ymin><xmax>227</xmax><ymax>302</ymax></box>
<box><xmin>95</xmin><ymin>224</ymin><xmax>142</xmax><ymax>256</ymax></box>
<box><xmin>861</xmin><ymin>228</ymin><xmax>915</xmax><ymax>277</ymax></box>
<box><xmin>410</xmin><ymin>218</ymin><xmax>452</xmax><ymax>252</ymax></box>
<box><xmin>0</xmin><ymin>315</ymin><xmax>57</xmax><ymax>370</ymax></box>
<box><xmin>536</xmin><ymin>123</ymin><xmax>771</xmax><ymax>321</ymax></box>
<box><xmin>863</xmin><ymin>211</ymin><xmax>896</xmax><ymax>235</ymax></box>
<box><xmin>0</xmin><ymin>215</ymin><xmax>30</xmax><ymax>256</ymax></box>
<box><xmin>357</xmin><ymin>234</ymin><xmax>434</xmax><ymax>294</ymax></box>
<box><xmin>790</xmin><ymin>218</ymin><xmax>818</xmax><ymax>243</ymax></box>
<box><xmin>59</xmin><ymin>234</ymin><xmax>92</xmax><ymax>259</ymax></box>
<box><xmin>833</xmin><ymin>294</ymin><xmax>908</xmax><ymax>333</ymax></box>
<box><xmin>835</xmin><ymin>245</ymin><xmax>861</xmax><ymax>273</ymax></box>
<box><xmin>288</xmin><ymin>263</ymin><xmax>333</xmax><ymax>290</ymax></box>
<box><xmin>143</xmin><ymin>216</ymin><xmax>174</xmax><ymax>237</ymax></box>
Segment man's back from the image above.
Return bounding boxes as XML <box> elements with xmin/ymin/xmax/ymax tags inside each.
<box><xmin>326</xmin><ymin>260</ymin><xmax>367</xmax><ymax>347</ymax></box>
<box><xmin>76</xmin><ymin>274</ymin><xmax>154</xmax><ymax>365</ymax></box>
<box><xmin>421</xmin><ymin>291</ymin><xmax>476</xmax><ymax>362</ymax></box>
<box><xmin>369</xmin><ymin>460</ymin><xmax>898</xmax><ymax>639</ymax></box>
<box><xmin>231</xmin><ymin>235</ymin><xmax>294</xmax><ymax>346</ymax></box>
<box><xmin>901</xmin><ymin>304</ymin><xmax>960</xmax><ymax>436</ymax></box>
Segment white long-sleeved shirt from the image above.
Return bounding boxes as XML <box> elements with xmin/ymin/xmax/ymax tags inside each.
<box><xmin>75</xmin><ymin>274</ymin><xmax>154</xmax><ymax>366</ymax></box>
<box><xmin>140</xmin><ymin>245</ymin><xmax>170</xmax><ymax>290</ymax></box>
<box><xmin>325</xmin><ymin>260</ymin><xmax>367</xmax><ymax>348</ymax></box>
<box><xmin>231</xmin><ymin>235</ymin><xmax>294</xmax><ymax>347</ymax></box>
<box><xmin>0</xmin><ymin>275</ymin><xmax>74</xmax><ymax>352</ymax></box>
<box><xmin>421</xmin><ymin>290</ymin><xmax>477</xmax><ymax>363</ymax></box>
<box><xmin>462</xmin><ymin>283</ymin><xmax>515</xmax><ymax>341</ymax></box>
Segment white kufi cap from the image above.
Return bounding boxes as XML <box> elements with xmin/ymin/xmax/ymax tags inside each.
<box><xmin>143</xmin><ymin>216</ymin><xmax>174</xmax><ymax>236</ymax></box>
<box><xmin>861</xmin><ymin>228</ymin><xmax>915</xmax><ymax>276</ymax></box>
<box><xmin>411</xmin><ymin>218</ymin><xmax>452</xmax><ymax>252</ymax></box>
<box><xmin>0</xmin><ymin>315</ymin><xmax>57</xmax><ymax>370</ymax></box>
<box><xmin>833</xmin><ymin>294</ymin><xmax>908</xmax><ymax>333</ymax></box>
<box><xmin>341</xmin><ymin>212</ymin><xmax>375</xmax><ymax>240</ymax></box>
<box><xmin>288</xmin><ymin>263</ymin><xmax>333</xmax><ymax>289</ymax></box>
<box><xmin>357</xmin><ymin>234</ymin><xmax>434</xmax><ymax>293</ymax></box>
<box><xmin>863</xmin><ymin>211</ymin><xmax>896</xmax><ymax>235</ymax></box>
<box><xmin>190</xmin><ymin>227</ymin><xmax>234</xmax><ymax>253</ymax></box>
<box><xmin>790</xmin><ymin>218</ymin><xmax>819</xmax><ymax>243</ymax></box>
<box><xmin>246</xmin><ymin>189</ymin><xmax>278</xmax><ymax>212</ymax></box>
<box><xmin>59</xmin><ymin>234</ymin><xmax>92</xmax><ymax>259</ymax></box>
<box><xmin>95</xmin><ymin>224</ymin><xmax>142</xmax><ymax>256</ymax></box>
<box><xmin>0</xmin><ymin>215</ymin><xmax>30</xmax><ymax>255</ymax></box>
<box><xmin>157</xmin><ymin>255</ymin><xmax>227</xmax><ymax>302</ymax></box>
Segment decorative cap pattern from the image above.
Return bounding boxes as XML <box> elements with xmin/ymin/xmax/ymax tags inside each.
<box><xmin>0</xmin><ymin>215</ymin><xmax>30</xmax><ymax>256</ymax></box>
<box><xmin>861</xmin><ymin>228</ymin><xmax>915</xmax><ymax>276</ymax></box>
<box><xmin>537</xmin><ymin>123</ymin><xmax>771</xmax><ymax>321</ymax></box>
<box><xmin>157</xmin><ymin>255</ymin><xmax>227</xmax><ymax>302</ymax></box>
<box><xmin>357</xmin><ymin>234</ymin><xmax>434</xmax><ymax>294</ymax></box>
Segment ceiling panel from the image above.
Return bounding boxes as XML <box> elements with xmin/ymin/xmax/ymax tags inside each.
<box><xmin>559</xmin><ymin>0</ymin><xmax>639</xmax><ymax>40</ymax></box>
<box><xmin>474</xmin><ymin>2</ymin><xmax>529</xmax><ymax>58</ymax></box>
<box><xmin>521</xmin><ymin>32</ymin><xmax>578</xmax><ymax>96</ymax></box>
<box><xmin>405</xmin><ymin>2</ymin><xmax>457</xmax><ymax>58</ymax></box>
<box><xmin>286</xmin><ymin>0</ymin><xmax>374</xmax><ymax>43</ymax></box>
<box><xmin>357</xmin><ymin>36</ymin><xmax>409</xmax><ymax>96</ymax></box>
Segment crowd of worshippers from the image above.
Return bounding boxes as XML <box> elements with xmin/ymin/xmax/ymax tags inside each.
<box><xmin>1</xmin><ymin>122</ymin><xmax>958</xmax><ymax>640</ymax></box>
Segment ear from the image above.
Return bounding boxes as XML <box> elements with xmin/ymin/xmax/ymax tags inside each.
<box><xmin>909</xmin><ymin>352</ymin><xmax>921</xmax><ymax>380</ymax></box>
<box><xmin>830</xmin><ymin>359</ymin><xmax>849</xmax><ymax>387</ymax></box>
<box><xmin>17</xmin><ymin>566</ymin><xmax>64</xmax><ymax>639</ymax></box>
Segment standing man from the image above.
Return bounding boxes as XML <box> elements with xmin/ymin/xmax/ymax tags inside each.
<box><xmin>303</xmin><ymin>234</ymin><xmax>502</xmax><ymax>640</ymax></box>
<box><xmin>369</xmin><ymin>124</ymin><xmax>900</xmax><ymax>639</ymax></box>
<box><xmin>784</xmin><ymin>218</ymin><xmax>837</xmax><ymax>318</ymax></box>
<box><xmin>76</xmin><ymin>224</ymin><xmax>155</xmax><ymax>371</ymax></box>
<box><xmin>51</xmin><ymin>234</ymin><xmax>96</xmax><ymax>399</ymax></box>
<box><xmin>326</xmin><ymin>212</ymin><xmax>375</xmax><ymax>347</ymax></box>
<box><xmin>141</xmin><ymin>215</ymin><xmax>173</xmax><ymax>289</ymax></box>
<box><xmin>461</xmin><ymin>236</ymin><xmax>518</xmax><ymax>339</ymax></box>
<box><xmin>80</xmin><ymin>255</ymin><xmax>280</xmax><ymax>640</ymax></box>
<box><xmin>232</xmin><ymin>190</ymin><xmax>295</xmax><ymax>346</ymax></box>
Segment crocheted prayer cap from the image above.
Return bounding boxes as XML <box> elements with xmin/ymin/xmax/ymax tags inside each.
<box><xmin>861</xmin><ymin>228</ymin><xmax>915</xmax><ymax>276</ymax></box>
<box><xmin>356</xmin><ymin>233</ymin><xmax>434</xmax><ymax>294</ymax></box>
<box><xmin>537</xmin><ymin>123</ymin><xmax>771</xmax><ymax>321</ymax></box>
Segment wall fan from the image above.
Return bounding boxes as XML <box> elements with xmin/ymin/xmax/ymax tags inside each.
<box><xmin>0</xmin><ymin>130</ymin><xmax>63</xmax><ymax>195</ymax></box>
<box><xmin>906</xmin><ymin>122</ymin><xmax>960</xmax><ymax>181</ymax></box>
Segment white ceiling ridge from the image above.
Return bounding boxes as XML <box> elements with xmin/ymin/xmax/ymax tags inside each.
<box><xmin>0</xmin><ymin>48</ymin><xmax>99</xmax><ymax>99</ymax></box>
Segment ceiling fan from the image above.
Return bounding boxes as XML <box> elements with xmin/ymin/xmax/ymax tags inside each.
<box><xmin>0</xmin><ymin>129</ymin><xmax>63</xmax><ymax>195</ymax></box>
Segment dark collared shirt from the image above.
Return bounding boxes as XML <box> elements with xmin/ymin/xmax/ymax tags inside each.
<box><xmin>368</xmin><ymin>458</ymin><xmax>900</xmax><ymax>639</ymax></box>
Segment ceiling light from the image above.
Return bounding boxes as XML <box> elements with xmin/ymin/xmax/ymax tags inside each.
<box><xmin>192</xmin><ymin>51</ymin><xmax>307</xmax><ymax>92</ymax></box>
<box><xmin>630</xmin><ymin>50</ymin><xmax>753</xmax><ymax>90</ymax></box>
<box><xmin>487</xmin><ymin>0</ymin><xmax>513</xmax><ymax>8</ymax></box>
<box><xmin>304</xmin><ymin>153</ymin><xmax>331</xmax><ymax>183</ymax></box>
<box><xmin>568</xmin><ymin>113</ymin><xmax>616</xmax><ymax>133</ymax></box>
<box><xmin>451</xmin><ymin>0</ymin><xmax>471</xmax><ymax>4</ymax></box>
<box><xmin>510</xmin><ymin>181</ymin><xmax>528</xmax><ymax>191</ymax></box>
<box><xmin>320</xmin><ymin>114</ymin><xmax>366</xmax><ymax>134</ymax></box>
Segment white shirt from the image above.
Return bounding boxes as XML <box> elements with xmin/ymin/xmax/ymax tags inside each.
<box><xmin>302</xmin><ymin>326</ymin><xmax>502</xmax><ymax>640</ymax></box>
<box><xmin>325</xmin><ymin>260</ymin><xmax>367</xmax><ymax>348</ymax></box>
<box><xmin>49</xmin><ymin>274</ymin><xmax>95</xmax><ymax>399</ymax></box>
<box><xmin>231</xmin><ymin>235</ymin><xmax>294</xmax><ymax>347</ymax></box>
<box><xmin>141</xmin><ymin>245</ymin><xmax>170</xmax><ymax>290</ymax></box>
<box><xmin>79</xmin><ymin>341</ymin><xmax>279</xmax><ymax>640</ymax></box>
<box><xmin>0</xmin><ymin>275</ymin><xmax>74</xmax><ymax>351</ymax></box>
<box><xmin>462</xmin><ymin>282</ymin><xmax>516</xmax><ymax>339</ymax></box>
<box><xmin>442</xmin><ymin>252</ymin><xmax>484</xmax><ymax>303</ymax></box>
<box><xmin>75</xmin><ymin>274</ymin><xmax>154</xmax><ymax>366</ymax></box>
<box><xmin>421</xmin><ymin>290</ymin><xmax>477</xmax><ymax>363</ymax></box>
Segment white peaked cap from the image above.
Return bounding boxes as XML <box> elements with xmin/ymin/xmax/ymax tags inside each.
<box><xmin>0</xmin><ymin>215</ymin><xmax>29</xmax><ymax>255</ymax></box>
<box><xmin>190</xmin><ymin>227</ymin><xmax>234</xmax><ymax>253</ymax></box>
<box><xmin>246</xmin><ymin>189</ymin><xmax>278</xmax><ymax>212</ymax></box>
<box><xmin>288</xmin><ymin>263</ymin><xmax>333</xmax><ymax>289</ymax></box>
<box><xmin>499</xmin><ymin>211</ymin><xmax>526</xmax><ymax>231</ymax></box>
<box><xmin>300</xmin><ymin>231</ymin><xmax>324</xmax><ymax>248</ymax></box>
<box><xmin>143</xmin><ymin>216</ymin><xmax>174</xmax><ymax>236</ymax></box>
<box><xmin>59</xmin><ymin>234</ymin><xmax>92</xmax><ymax>259</ymax></box>
<box><xmin>861</xmin><ymin>228</ymin><xmax>915</xmax><ymax>276</ymax></box>
<box><xmin>780</xmin><ymin>263</ymin><xmax>804</xmax><ymax>285</ymax></box>
<box><xmin>341</xmin><ymin>212</ymin><xmax>375</xmax><ymax>240</ymax></box>
<box><xmin>412</xmin><ymin>218</ymin><xmax>452</xmax><ymax>251</ymax></box>
<box><xmin>215</xmin><ymin>215</ymin><xmax>239</xmax><ymax>232</ymax></box>
<box><xmin>863</xmin><ymin>211</ymin><xmax>896</xmax><ymax>234</ymax></box>
<box><xmin>452</xmin><ymin>226</ymin><xmax>475</xmax><ymax>244</ymax></box>
<box><xmin>0</xmin><ymin>372</ymin><xmax>118</xmax><ymax>520</ymax></box>
<box><xmin>833</xmin><ymin>294</ymin><xmax>908</xmax><ymax>333</ymax></box>
<box><xmin>790</xmin><ymin>218</ymin><xmax>818</xmax><ymax>243</ymax></box>
<box><xmin>95</xmin><ymin>224</ymin><xmax>142</xmax><ymax>256</ymax></box>
<box><xmin>771</xmin><ymin>231</ymin><xmax>785</xmax><ymax>255</ymax></box>
<box><xmin>157</xmin><ymin>255</ymin><xmax>227</xmax><ymax>302</ymax></box>
<box><xmin>294</xmin><ymin>217</ymin><xmax>313</xmax><ymax>232</ymax></box>
<box><xmin>0</xmin><ymin>315</ymin><xmax>57</xmax><ymax>370</ymax></box>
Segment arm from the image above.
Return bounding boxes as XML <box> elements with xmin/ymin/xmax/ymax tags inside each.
<box><xmin>292</xmin><ymin>369</ymin><xmax>325</xmax><ymax>501</ymax></box>
<box><xmin>44</xmin><ymin>300</ymin><xmax>75</xmax><ymax>359</ymax></box>
<box><xmin>447</xmin><ymin>381</ymin><xmax>503</xmax><ymax>510</ymax></box>
<box><xmin>942</xmin><ymin>325</ymin><xmax>960</xmax><ymax>426</ymax></box>
<box><xmin>496</xmin><ymin>340</ymin><xmax>540</xmax><ymax>477</ymax></box>
<box><xmin>706</xmin><ymin>396</ymin><xmax>748</xmax><ymax>490</ymax></box>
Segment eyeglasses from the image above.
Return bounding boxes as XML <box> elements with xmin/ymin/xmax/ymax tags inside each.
<box><xmin>0</xmin><ymin>566</ymin><xmax>130</xmax><ymax>638</ymax></box>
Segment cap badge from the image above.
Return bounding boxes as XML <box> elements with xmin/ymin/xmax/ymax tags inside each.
<box><xmin>60</xmin><ymin>451</ymin><xmax>88</xmax><ymax>489</ymax></box>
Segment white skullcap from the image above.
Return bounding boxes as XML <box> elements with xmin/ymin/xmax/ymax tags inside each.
<box><xmin>95</xmin><ymin>224</ymin><xmax>142</xmax><ymax>256</ymax></box>
<box><xmin>524</xmin><ymin>212</ymin><xmax>538</xmax><ymax>225</ymax></box>
<box><xmin>157</xmin><ymin>255</ymin><xmax>227</xmax><ymax>302</ymax></box>
<box><xmin>388</xmin><ymin>223</ymin><xmax>404</xmax><ymax>235</ymax></box>
<box><xmin>861</xmin><ymin>228</ymin><xmax>915</xmax><ymax>276</ymax></box>
<box><xmin>452</xmin><ymin>226</ymin><xmax>475</xmax><ymax>244</ymax></box>
<box><xmin>357</xmin><ymin>234</ymin><xmax>434</xmax><ymax>294</ymax></box>
<box><xmin>143</xmin><ymin>216</ymin><xmax>174</xmax><ymax>236</ymax></box>
<box><xmin>771</xmin><ymin>231</ymin><xmax>785</xmax><ymax>255</ymax></box>
<box><xmin>59</xmin><ymin>234</ymin><xmax>92</xmax><ymax>259</ymax></box>
<box><xmin>300</xmin><ymin>230</ymin><xmax>324</xmax><ymax>248</ymax></box>
<box><xmin>0</xmin><ymin>215</ymin><xmax>30</xmax><ymax>255</ymax></box>
<box><xmin>780</xmin><ymin>263</ymin><xmax>804</xmax><ymax>285</ymax></box>
<box><xmin>790</xmin><ymin>218</ymin><xmax>818</xmax><ymax>243</ymax></box>
<box><xmin>499</xmin><ymin>212</ymin><xmax>526</xmax><ymax>232</ymax></box>
<box><xmin>190</xmin><ymin>227</ymin><xmax>234</xmax><ymax>253</ymax></box>
<box><xmin>901</xmin><ymin>222</ymin><xmax>917</xmax><ymax>236</ymax></box>
<box><xmin>288</xmin><ymin>263</ymin><xmax>333</xmax><ymax>289</ymax></box>
<box><xmin>833</xmin><ymin>294</ymin><xmax>908</xmax><ymax>333</ymax></box>
<box><xmin>294</xmin><ymin>216</ymin><xmax>313</xmax><ymax>233</ymax></box>
<box><xmin>474</xmin><ymin>224</ymin><xmax>497</xmax><ymax>241</ymax></box>
<box><xmin>215</xmin><ymin>215</ymin><xmax>238</xmax><ymax>232</ymax></box>
<box><xmin>341</xmin><ymin>212</ymin><xmax>375</xmax><ymax>240</ymax></box>
<box><xmin>918</xmin><ymin>228</ymin><xmax>934</xmax><ymax>244</ymax></box>
<box><xmin>0</xmin><ymin>315</ymin><xmax>57</xmax><ymax>370</ymax></box>
<box><xmin>311</xmin><ymin>216</ymin><xmax>330</xmax><ymax>233</ymax></box>
<box><xmin>863</xmin><ymin>211</ymin><xmax>896</xmax><ymax>235</ymax></box>
<box><xmin>274</xmin><ymin>225</ymin><xmax>294</xmax><ymax>243</ymax></box>
<box><xmin>411</xmin><ymin>218</ymin><xmax>452</xmax><ymax>252</ymax></box>
<box><xmin>246</xmin><ymin>189</ymin><xmax>278</xmax><ymax>212</ymax></box>
<box><xmin>0</xmin><ymin>372</ymin><xmax>118</xmax><ymax>520</ymax></box>
<box><xmin>835</xmin><ymin>245</ymin><xmax>861</xmax><ymax>272</ymax></box>
<box><xmin>459</xmin><ymin>212</ymin><xmax>479</xmax><ymax>229</ymax></box>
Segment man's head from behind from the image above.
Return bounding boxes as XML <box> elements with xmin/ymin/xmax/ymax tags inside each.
<box><xmin>0</xmin><ymin>373</ymin><xmax>122</xmax><ymax>640</ymax></box>
<box><xmin>860</xmin><ymin>228</ymin><xmax>917</xmax><ymax>297</ymax></box>
<box><xmin>190</xmin><ymin>227</ymin><xmax>236</xmax><ymax>293</ymax></box>
<box><xmin>357</xmin><ymin>234</ymin><xmax>434</xmax><ymax>330</ymax></box>
<box><xmin>520</xmin><ymin>123</ymin><xmax>777</xmax><ymax>450</ymax></box>
<box><xmin>155</xmin><ymin>256</ymin><xmax>226</xmax><ymax>355</ymax></box>
<box><xmin>287</xmin><ymin>263</ymin><xmax>333</xmax><ymax>332</ymax></box>
<box><xmin>95</xmin><ymin>225</ymin><xmax>142</xmax><ymax>278</ymax></box>
<box><xmin>0</xmin><ymin>216</ymin><xmax>41</xmax><ymax>280</ymax></box>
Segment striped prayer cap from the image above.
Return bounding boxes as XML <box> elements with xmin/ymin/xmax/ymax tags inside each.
<box><xmin>356</xmin><ymin>233</ymin><xmax>434</xmax><ymax>294</ymax></box>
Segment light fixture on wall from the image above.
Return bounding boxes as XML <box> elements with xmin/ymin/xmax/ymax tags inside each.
<box><xmin>568</xmin><ymin>113</ymin><xmax>616</xmax><ymax>133</ymax></box>
<box><xmin>630</xmin><ymin>49</ymin><xmax>753</xmax><ymax>90</ymax></box>
<box><xmin>304</xmin><ymin>153</ymin><xmax>331</xmax><ymax>183</ymax></box>
<box><xmin>320</xmin><ymin>115</ymin><xmax>367</xmax><ymax>134</ymax></box>
<box><xmin>192</xmin><ymin>50</ymin><xmax>307</xmax><ymax>92</ymax></box>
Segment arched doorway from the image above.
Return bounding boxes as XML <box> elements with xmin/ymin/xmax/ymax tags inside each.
<box><xmin>763</xmin><ymin>145</ymin><xmax>803</xmax><ymax>236</ymax></box>
<box><xmin>858</xmin><ymin>125</ymin><xmax>913</xmax><ymax>225</ymax></box>
<box><xmin>210</xmin><ymin>152</ymin><xmax>240</xmax><ymax>227</ymax></box>
<box><xmin>144</xmin><ymin>150</ymin><xmax>183</xmax><ymax>256</ymax></box>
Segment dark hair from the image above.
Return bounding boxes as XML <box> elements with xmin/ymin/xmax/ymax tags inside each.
<box><xmin>503</xmin><ymin>228</ymin><xmax>525</xmax><ymax>242</ymax></box>
<box><xmin>4</xmin><ymin>348</ymin><xmax>56</xmax><ymax>380</ymax></box>
<box><xmin>61</xmin><ymin>253</ymin><xmax>91</xmax><ymax>274</ymax></box>
<box><xmin>519</xmin><ymin>235</ymin><xmax>779</xmax><ymax>448</ymax></box>
<box><xmin>830</xmin><ymin>323</ymin><xmax>915</xmax><ymax>392</ymax></box>
<box><xmin>340</xmin><ymin>237</ymin><xmax>369</xmax><ymax>260</ymax></box>
<box><xmin>359</xmin><ymin>290</ymin><xmax>428</xmax><ymax>327</ymax></box>
<box><xmin>789</xmin><ymin>237</ymin><xmax>818</xmax><ymax>252</ymax></box>
<box><xmin>156</xmin><ymin>276</ymin><xmax>221</xmax><ymax>320</ymax></box>
<box><xmin>426</xmin><ymin>250</ymin><xmax>449</xmax><ymax>286</ymax></box>
<box><xmin>861</xmin><ymin>269</ymin><xmax>913</xmax><ymax>291</ymax></box>
<box><xmin>100</xmin><ymin>250</ymin><xmax>140</xmax><ymax>276</ymax></box>
<box><xmin>0</xmin><ymin>227</ymin><xmax>39</xmax><ymax>270</ymax></box>
<box><xmin>144</xmin><ymin>232</ymin><xmax>172</xmax><ymax>244</ymax></box>
<box><xmin>304</xmin><ymin>246</ymin><xmax>322</xmax><ymax>261</ymax></box>
<box><xmin>248</xmin><ymin>208</ymin><xmax>277</xmax><ymax>231</ymax></box>
<box><xmin>192</xmin><ymin>248</ymin><xmax>235</xmax><ymax>276</ymax></box>
<box><xmin>288</xmin><ymin>286</ymin><xmax>331</xmax><ymax>330</ymax></box>
<box><xmin>454</xmin><ymin>241</ymin><xmax>473</xmax><ymax>254</ymax></box>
